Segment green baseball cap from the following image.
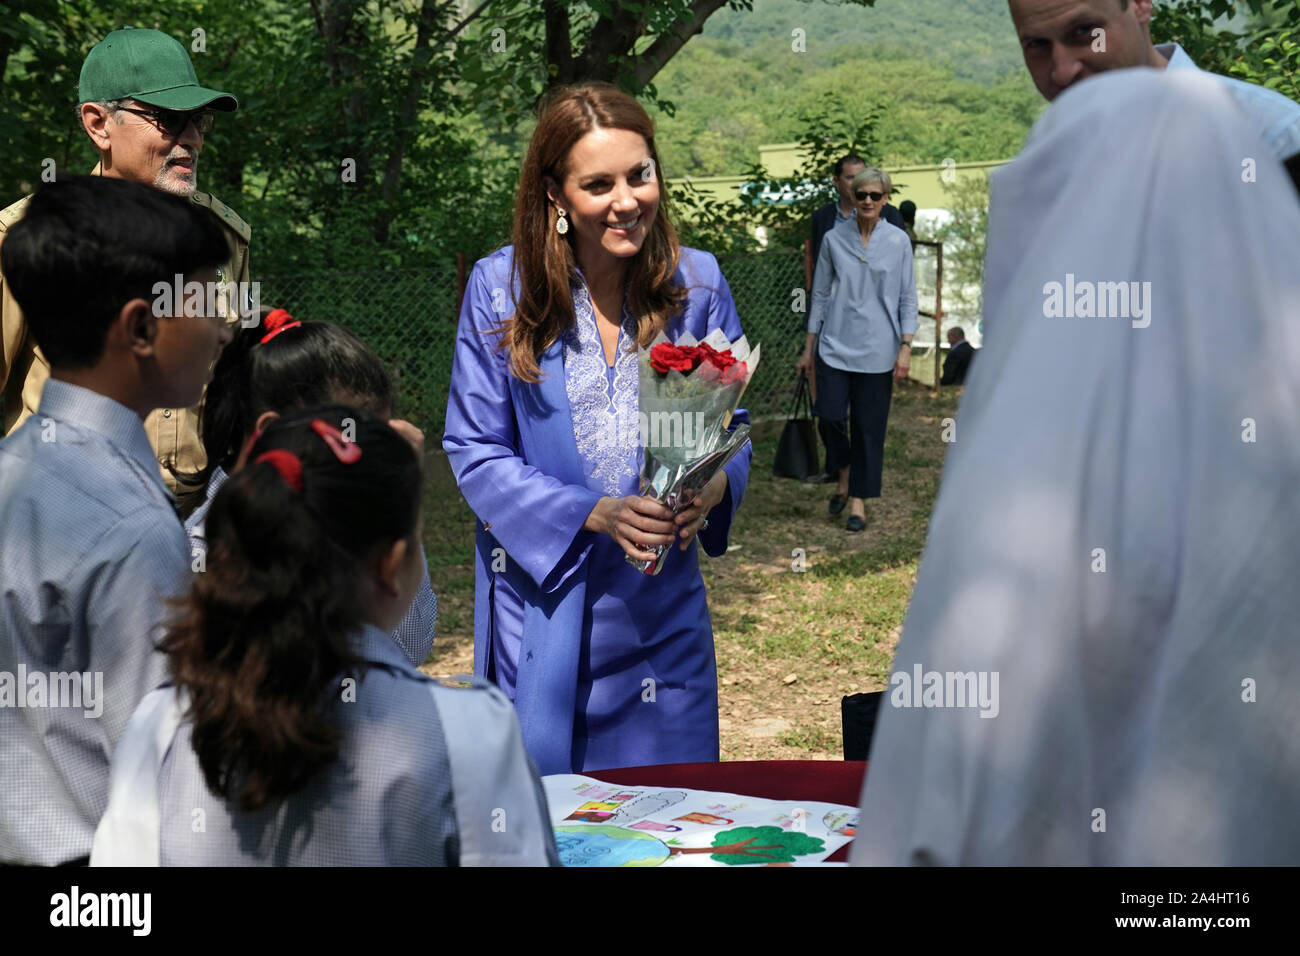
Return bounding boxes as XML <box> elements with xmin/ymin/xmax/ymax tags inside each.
<box><xmin>78</xmin><ymin>28</ymin><xmax>237</xmax><ymax>112</ymax></box>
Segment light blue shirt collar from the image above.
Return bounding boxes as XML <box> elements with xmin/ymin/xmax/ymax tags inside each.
<box><xmin>206</xmin><ymin>464</ymin><xmax>229</xmax><ymax>499</ymax></box>
<box><xmin>354</xmin><ymin>621</ymin><xmax>419</xmax><ymax>672</ymax></box>
<box><xmin>36</xmin><ymin>380</ymin><xmax>168</xmax><ymax>499</ymax></box>
<box><xmin>1155</xmin><ymin>40</ymin><xmax>1300</xmax><ymax>161</ymax></box>
<box><xmin>1156</xmin><ymin>42</ymin><xmax>1197</xmax><ymax>73</ymax></box>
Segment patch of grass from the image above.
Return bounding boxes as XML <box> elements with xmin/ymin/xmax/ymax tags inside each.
<box><xmin>778</xmin><ymin>725</ymin><xmax>841</xmax><ymax>752</ymax></box>
<box><xmin>422</xmin><ymin>453</ymin><xmax>477</xmax><ymax>569</ymax></box>
<box><xmin>809</xmin><ymin>536</ymin><xmax>924</xmax><ymax>579</ymax></box>
<box><xmin>701</xmin><ymin>379</ymin><xmax>960</xmax><ymax>758</ymax></box>
<box><xmin>419</xmin><ymin>453</ymin><xmax>477</xmax><ymax>673</ymax></box>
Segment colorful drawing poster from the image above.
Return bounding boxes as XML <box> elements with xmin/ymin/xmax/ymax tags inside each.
<box><xmin>542</xmin><ymin>774</ymin><xmax>858</xmax><ymax>867</ymax></box>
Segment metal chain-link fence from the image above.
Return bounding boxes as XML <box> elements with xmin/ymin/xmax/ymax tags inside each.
<box><xmin>258</xmin><ymin>267</ymin><xmax>462</xmax><ymax>434</ymax></box>
<box><xmin>260</xmin><ymin>247</ymin><xmax>943</xmax><ymax>438</ymax></box>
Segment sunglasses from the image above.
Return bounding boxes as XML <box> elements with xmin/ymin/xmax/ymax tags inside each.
<box><xmin>117</xmin><ymin>106</ymin><xmax>216</xmax><ymax>138</ymax></box>
<box><xmin>854</xmin><ymin>190</ymin><xmax>886</xmax><ymax>202</ymax></box>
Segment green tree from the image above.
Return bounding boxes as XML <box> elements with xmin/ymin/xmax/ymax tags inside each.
<box><xmin>665</xmin><ymin>825</ymin><xmax>826</xmax><ymax>864</ymax></box>
<box><xmin>668</xmin><ymin>92</ymin><xmax>904</xmax><ymax>256</ymax></box>
<box><xmin>927</xmin><ymin>172</ymin><xmax>990</xmax><ymax>320</ymax></box>
<box><xmin>744</xmin><ymin>94</ymin><xmax>884</xmax><ymax>253</ymax></box>
<box><xmin>2</xmin><ymin>0</ymin><xmax>890</xmax><ymax>273</ymax></box>
<box><xmin>1152</xmin><ymin>0</ymin><xmax>1300</xmax><ymax>103</ymax></box>
<box><xmin>671</xmin><ymin>179</ymin><xmax>762</xmax><ymax>254</ymax></box>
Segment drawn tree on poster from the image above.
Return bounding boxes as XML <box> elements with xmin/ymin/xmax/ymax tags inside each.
<box><xmin>668</xmin><ymin>825</ymin><xmax>825</xmax><ymax>865</ymax></box>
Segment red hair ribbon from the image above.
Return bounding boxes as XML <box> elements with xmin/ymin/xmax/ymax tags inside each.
<box><xmin>235</xmin><ymin>426</ymin><xmax>266</xmax><ymax>470</ymax></box>
<box><xmin>310</xmin><ymin>419</ymin><xmax>362</xmax><ymax>464</ymax></box>
<box><xmin>259</xmin><ymin>308</ymin><xmax>301</xmax><ymax>345</ymax></box>
<box><xmin>254</xmin><ymin>449</ymin><xmax>304</xmax><ymax>493</ymax></box>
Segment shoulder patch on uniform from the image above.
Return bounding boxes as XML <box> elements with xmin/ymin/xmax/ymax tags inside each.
<box><xmin>192</xmin><ymin>190</ymin><xmax>251</xmax><ymax>242</ymax></box>
<box><xmin>0</xmin><ymin>195</ymin><xmax>32</xmax><ymax>233</ymax></box>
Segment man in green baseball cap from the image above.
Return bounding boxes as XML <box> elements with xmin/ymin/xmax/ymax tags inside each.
<box><xmin>77</xmin><ymin>26</ymin><xmax>238</xmax><ymax>198</ymax></box>
<box><xmin>0</xmin><ymin>27</ymin><xmax>252</xmax><ymax>496</ymax></box>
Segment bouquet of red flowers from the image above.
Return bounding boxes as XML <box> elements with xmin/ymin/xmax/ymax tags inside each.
<box><xmin>630</xmin><ymin>329</ymin><xmax>761</xmax><ymax>575</ymax></box>
<box><xmin>647</xmin><ymin>341</ymin><xmax>747</xmax><ymax>380</ymax></box>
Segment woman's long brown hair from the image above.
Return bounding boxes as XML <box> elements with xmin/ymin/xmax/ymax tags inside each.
<box><xmin>503</xmin><ymin>82</ymin><xmax>686</xmax><ymax>382</ymax></box>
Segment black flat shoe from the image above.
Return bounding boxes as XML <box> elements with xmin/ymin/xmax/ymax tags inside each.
<box><xmin>828</xmin><ymin>493</ymin><xmax>848</xmax><ymax>516</ymax></box>
<box><xmin>846</xmin><ymin>514</ymin><xmax>866</xmax><ymax>532</ymax></box>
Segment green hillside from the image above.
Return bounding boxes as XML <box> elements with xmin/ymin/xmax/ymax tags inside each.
<box><xmin>653</xmin><ymin>0</ymin><xmax>1045</xmax><ymax>176</ymax></box>
<box><xmin>702</xmin><ymin>0</ymin><xmax>1029</xmax><ymax>81</ymax></box>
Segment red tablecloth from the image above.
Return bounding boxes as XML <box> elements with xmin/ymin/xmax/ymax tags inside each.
<box><xmin>584</xmin><ymin>761</ymin><xmax>866</xmax><ymax>863</ymax></box>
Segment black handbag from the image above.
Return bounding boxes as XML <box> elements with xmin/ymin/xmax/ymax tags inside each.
<box><xmin>841</xmin><ymin>691</ymin><xmax>885</xmax><ymax>760</ymax></box>
<box><xmin>772</xmin><ymin>374</ymin><xmax>820</xmax><ymax>479</ymax></box>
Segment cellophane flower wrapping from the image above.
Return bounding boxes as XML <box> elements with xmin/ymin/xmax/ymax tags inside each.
<box><xmin>628</xmin><ymin>329</ymin><xmax>761</xmax><ymax>575</ymax></box>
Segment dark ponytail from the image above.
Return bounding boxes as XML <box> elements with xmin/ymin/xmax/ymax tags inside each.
<box><xmin>176</xmin><ymin>312</ymin><xmax>395</xmax><ymax>518</ymax></box>
<box><xmin>162</xmin><ymin>405</ymin><xmax>422</xmax><ymax>811</ymax></box>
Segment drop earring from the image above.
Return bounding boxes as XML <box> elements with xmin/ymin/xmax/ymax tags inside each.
<box><xmin>556</xmin><ymin>207</ymin><xmax>569</xmax><ymax>235</ymax></box>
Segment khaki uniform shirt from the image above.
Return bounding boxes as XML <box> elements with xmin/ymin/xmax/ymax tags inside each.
<box><xmin>0</xmin><ymin>164</ymin><xmax>251</xmax><ymax>494</ymax></box>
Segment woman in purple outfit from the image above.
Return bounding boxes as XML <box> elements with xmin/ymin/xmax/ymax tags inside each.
<box><xmin>443</xmin><ymin>83</ymin><xmax>751</xmax><ymax>774</ymax></box>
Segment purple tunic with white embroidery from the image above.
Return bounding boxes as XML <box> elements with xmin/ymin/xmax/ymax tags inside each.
<box><xmin>442</xmin><ymin>245</ymin><xmax>751</xmax><ymax>774</ymax></box>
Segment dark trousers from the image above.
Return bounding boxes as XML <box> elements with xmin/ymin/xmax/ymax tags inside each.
<box><xmin>813</xmin><ymin>355</ymin><xmax>893</xmax><ymax>500</ymax></box>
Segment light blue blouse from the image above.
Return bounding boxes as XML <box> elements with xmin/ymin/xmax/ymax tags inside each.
<box><xmin>808</xmin><ymin>217</ymin><xmax>919</xmax><ymax>374</ymax></box>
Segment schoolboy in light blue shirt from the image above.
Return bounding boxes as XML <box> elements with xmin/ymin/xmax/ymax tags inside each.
<box><xmin>0</xmin><ymin>175</ymin><xmax>232</xmax><ymax>865</ymax></box>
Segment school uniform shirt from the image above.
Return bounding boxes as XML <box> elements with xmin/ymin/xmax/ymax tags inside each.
<box><xmin>0</xmin><ymin>163</ymin><xmax>251</xmax><ymax>495</ymax></box>
<box><xmin>185</xmin><ymin>466</ymin><xmax>439</xmax><ymax>666</ymax></box>
<box><xmin>0</xmin><ymin>380</ymin><xmax>192</xmax><ymax>865</ymax></box>
<box><xmin>808</xmin><ymin>217</ymin><xmax>919</xmax><ymax>374</ymax></box>
<box><xmin>91</xmin><ymin>623</ymin><xmax>559</xmax><ymax>866</ymax></box>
